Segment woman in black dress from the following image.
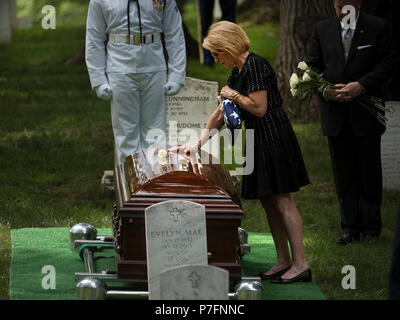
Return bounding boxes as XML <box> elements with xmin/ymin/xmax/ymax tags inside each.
<box><xmin>171</xmin><ymin>21</ymin><xmax>311</xmax><ymax>284</ymax></box>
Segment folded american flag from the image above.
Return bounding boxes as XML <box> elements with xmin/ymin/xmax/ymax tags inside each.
<box><xmin>222</xmin><ymin>98</ymin><xmax>242</xmax><ymax>145</ymax></box>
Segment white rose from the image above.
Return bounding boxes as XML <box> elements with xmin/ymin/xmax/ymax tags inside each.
<box><xmin>158</xmin><ymin>149</ymin><xmax>168</xmax><ymax>165</ymax></box>
<box><xmin>298</xmin><ymin>61</ymin><xmax>308</xmax><ymax>71</ymax></box>
<box><xmin>302</xmin><ymin>71</ymin><xmax>312</xmax><ymax>82</ymax></box>
<box><xmin>290</xmin><ymin>88</ymin><xmax>299</xmax><ymax>97</ymax></box>
<box><xmin>290</xmin><ymin>73</ymin><xmax>300</xmax><ymax>88</ymax></box>
<box><xmin>158</xmin><ymin>149</ymin><xmax>167</xmax><ymax>158</ymax></box>
<box><xmin>159</xmin><ymin>157</ymin><xmax>168</xmax><ymax>165</ymax></box>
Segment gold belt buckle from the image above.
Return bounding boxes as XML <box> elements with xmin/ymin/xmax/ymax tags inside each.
<box><xmin>133</xmin><ymin>35</ymin><xmax>145</xmax><ymax>45</ymax></box>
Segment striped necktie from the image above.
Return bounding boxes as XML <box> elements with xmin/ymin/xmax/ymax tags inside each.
<box><xmin>343</xmin><ymin>28</ymin><xmax>353</xmax><ymax>60</ymax></box>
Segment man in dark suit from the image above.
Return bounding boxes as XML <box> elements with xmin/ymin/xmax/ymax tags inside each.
<box><xmin>307</xmin><ymin>0</ymin><xmax>399</xmax><ymax>245</ymax></box>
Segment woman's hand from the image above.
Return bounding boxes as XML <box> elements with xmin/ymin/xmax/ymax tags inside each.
<box><xmin>220</xmin><ymin>86</ymin><xmax>237</xmax><ymax>101</ymax></box>
<box><xmin>167</xmin><ymin>144</ymin><xmax>198</xmax><ymax>159</ymax></box>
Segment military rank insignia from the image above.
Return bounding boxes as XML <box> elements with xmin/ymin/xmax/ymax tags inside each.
<box><xmin>153</xmin><ymin>0</ymin><xmax>165</xmax><ymax>11</ymax></box>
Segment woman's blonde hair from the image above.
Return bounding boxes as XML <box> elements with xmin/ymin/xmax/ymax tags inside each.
<box><xmin>203</xmin><ymin>21</ymin><xmax>250</xmax><ymax>58</ymax></box>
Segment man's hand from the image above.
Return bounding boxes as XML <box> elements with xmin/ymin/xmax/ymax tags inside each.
<box><xmin>336</xmin><ymin>82</ymin><xmax>364</xmax><ymax>102</ymax></box>
<box><xmin>95</xmin><ymin>83</ymin><xmax>113</xmax><ymax>100</ymax></box>
<box><xmin>324</xmin><ymin>84</ymin><xmax>347</xmax><ymax>102</ymax></box>
<box><xmin>164</xmin><ymin>81</ymin><xmax>183</xmax><ymax>96</ymax></box>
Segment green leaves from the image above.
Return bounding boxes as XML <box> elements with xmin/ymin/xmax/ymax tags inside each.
<box><xmin>290</xmin><ymin>62</ymin><xmax>333</xmax><ymax>101</ymax></box>
<box><xmin>318</xmin><ymin>84</ymin><xmax>326</xmax><ymax>93</ymax></box>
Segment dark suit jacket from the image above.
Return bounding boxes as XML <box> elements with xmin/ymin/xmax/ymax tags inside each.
<box><xmin>307</xmin><ymin>12</ymin><xmax>399</xmax><ymax>137</ymax></box>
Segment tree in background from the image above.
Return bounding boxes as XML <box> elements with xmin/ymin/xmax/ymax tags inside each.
<box><xmin>274</xmin><ymin>0</ymin><xmax>335</xmax><ymax>119</ymax></box>
<box><xmin>237</xmin><ymin>0</ymin><xmax>279</xmax><ymax>24</ymax></box>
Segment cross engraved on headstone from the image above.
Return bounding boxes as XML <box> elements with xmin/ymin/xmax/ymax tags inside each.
<box><xmin>188</xmin><ymin>272</ymin><xmax>201</xmax><ymax>288</ymax></box>
<box><xmin>159</xmin><ymin>265</ymin><xmax>229</xmax><ymax>300</ymax></box>
<box><xmin>170</xmin><ymin>207</ymin><xmax>182</xmax><ymax>222</ymax></box>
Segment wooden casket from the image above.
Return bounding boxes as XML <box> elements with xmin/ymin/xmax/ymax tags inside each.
<box><xmin>113</xmin><ymin>147</ymin><xmax>244</xmax><ymax>285</ymax></box>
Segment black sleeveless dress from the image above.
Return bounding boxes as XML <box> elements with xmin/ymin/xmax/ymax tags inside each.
<box><xmin>227</xmin><ymin>52</ymin><xmax>310</xmax><ymax>199</ymax></box>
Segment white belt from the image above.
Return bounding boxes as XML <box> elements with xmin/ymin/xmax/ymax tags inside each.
<box><xmin>109</xmin><ymin>33</ymin><xmax>162</xmax><ymax>45</ymax></box>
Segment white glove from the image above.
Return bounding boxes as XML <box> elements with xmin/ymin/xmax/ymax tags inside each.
<box><xmin>164</xmin><ymin>81</ymin><xmax>183</xmax><ymax>96</ymax></box>
<box><xmin>95</xmin><ymin>83</ymin><xmax>113</xmax><ymax>100</ymax></box>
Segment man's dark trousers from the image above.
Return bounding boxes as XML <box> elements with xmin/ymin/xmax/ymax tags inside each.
<box><xmin>199</xmin><ymin>0</ymin><xmax>236</xmax><ymax>64</ymax></box>
<box><xmin>328</xmin><ymin>122</ymin><xmax>382</xmax><ymax>238</ymax></box>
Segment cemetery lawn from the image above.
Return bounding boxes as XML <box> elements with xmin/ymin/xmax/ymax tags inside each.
<box><xmin>1</xmin><ymin>22</ymin><xmax>399</xmax><ymax>301</ymax></box>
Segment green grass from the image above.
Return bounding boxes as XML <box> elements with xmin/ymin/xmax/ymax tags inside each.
<box><xmin>1</xmin><ymin>5</ymin><xmax>399</xmax><ymax>301</ymax></box>
<box><xmin>0</xmin><ymin>25</ymin><xmax>115</xmax><ymax>300</ymax></box>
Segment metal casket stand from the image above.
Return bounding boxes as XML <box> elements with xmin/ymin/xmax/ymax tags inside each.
<box><xmin>71</xmin><ymin>223</ymin><xmax>264</xmax><ymax>300</ymax></box>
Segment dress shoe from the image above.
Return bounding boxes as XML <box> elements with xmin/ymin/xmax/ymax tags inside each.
<box><xmin>336</xmin><ymin>232</ymin><xmax>360</xmax><ymax>245</ymax></box>
<box><xmin>362</xmin><ymin>234</ymin><xmax>378</xmax><ymax>245</ymax></box>
<box><xmin>270</xmin><ymin>268</ymin><xmax>312</xmax><ymax>284</ymax></box>
<box><xmin>256</xmin><ymin>266</ymin><xmax>291</xmax><ymax>280</ymax></box>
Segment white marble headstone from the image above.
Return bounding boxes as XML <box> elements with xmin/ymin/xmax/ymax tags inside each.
<box><xmin>382</xmin><ymin>101</ymin><xmax>400</xmax><ymax>190</ymax></box>
<box><xmin>145</xmin><ymin>200</ymin><xmax>208</xmax><ymax>300</ymax></box>
<box><xmin>166</xmin><ymin>77</ymin><xmax>220</xmax><ymax>158</ymax></box>
<box><xmin>159</xmin><ymin>264</ymin><xmax>229</xmax><ymax>300</ymax></box>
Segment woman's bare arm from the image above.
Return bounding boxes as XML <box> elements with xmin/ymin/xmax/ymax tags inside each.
<box><xmin>168</xmin><ymin>104</ymin><xmax>225</xmax><ymax>155</ymax></box>
<box><xmin>220</xmin><ymin>86</ymin><xmax>268</xmax><ymax>118</ymax></box>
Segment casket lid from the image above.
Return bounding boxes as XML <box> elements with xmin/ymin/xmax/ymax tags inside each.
<box><xmin>114</xmin><ymin>147</ymin><xmax>242</xmax><ymax>208</ymax></box>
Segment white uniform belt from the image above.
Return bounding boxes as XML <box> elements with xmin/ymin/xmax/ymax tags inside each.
<box><xmin>109</xmin><ymin>33</ymin><xmax>162</xmax><ymax>45</ymax></box>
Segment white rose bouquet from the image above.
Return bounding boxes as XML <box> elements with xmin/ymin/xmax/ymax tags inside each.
<box><xmin>290</xmin><ymin>61</ymin><xmax>388</xmax><ymax>126</ymax></box>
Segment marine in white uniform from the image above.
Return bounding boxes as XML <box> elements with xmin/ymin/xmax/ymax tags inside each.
<box><xmin>85</xmin><ymin>0</ymin><xmax>186</xmax><ymax>164</ymax></box>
